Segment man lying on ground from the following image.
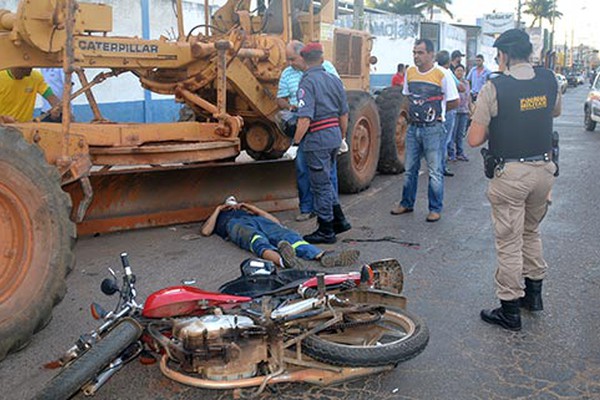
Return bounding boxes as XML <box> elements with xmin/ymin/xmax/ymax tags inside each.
<box><xmin>201</xmin><ymin>196</ymin><xmax>359</xmax><ymax>269</ymax></box>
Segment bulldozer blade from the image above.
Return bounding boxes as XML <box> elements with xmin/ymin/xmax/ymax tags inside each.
<box><xmin>64</xmin><ymin>159</ymin><xmax>298</xmax><ymax>236</ymax></box>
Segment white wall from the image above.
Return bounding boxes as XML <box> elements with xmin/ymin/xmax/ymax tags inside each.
<box><xmin>440</xmin><ymin>23</ymin><xmax>466</xmax><ymax>58</ymax></box>
<box><xmin>78</xmin><ymin>0</ymin><xmax>147</xmax><ymax>105</ymax></box>
<box><xmin>479</xmin><ymin>34</ymin><xmax>498</xmax><ymax>70</ymax></box>
<box><xmin>336</xmin><ymin>14</ymin><xmax>420</xmax><ymax>76</ymax></box>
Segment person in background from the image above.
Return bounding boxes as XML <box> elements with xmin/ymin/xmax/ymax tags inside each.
<box><xmin>466</xmin><ymin>54</ymin><xmax>491</xmax><ymax>102</ymax></box>
<box><xmin>450</xmin><ymin>50</ymin><xmax>464</xmax><ymax>73</ymax></box>
<box><xmin>390</xmin><ymin>39</ymin><xmax>458</xmax><ymax>223</ymax></box>
<box><xmin>277</xmin><ymin>40</ymin><xmax>341</xmax><ymax>222</ymax></box>
<box><xmin>391</xmin><ymin>63</ymin><xmax>405</xmax><ymax>87</ymax></box>
<box><xmin>467</xmin><ymin>29</ymin><xmax>561</xmax><ymax>331</ymax></box>
<box><xmin>436</xmin><ymin>50</ymin><xmax>465</xmax><ymax>177</ymax></box>
<box><xmin>449</xmin><ymin>64</ymin><xmax>471</xmax><ymax>162</ymax></box>
<box><xmin>0</xmin><ymin>68</ymin><xmax>61</xmax><ymax>123</ymax></box>
<box><xmin>40</xmin><ymin>68</ymin><xmax>67</xmax><ymax>122</ymax></box>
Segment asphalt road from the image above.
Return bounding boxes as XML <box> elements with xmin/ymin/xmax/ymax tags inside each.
<box><xmin>2</xmin><ymin>85</ymin><xmax>599</xmax><ymax>400</ymax></box>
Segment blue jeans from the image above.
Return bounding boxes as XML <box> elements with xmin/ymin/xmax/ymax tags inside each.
<box><xmin>400</xmin><ymin>124</ymin><xmax>445</xmax><ymax>213</ymax></box>
<box><xmin>450</xmin><ymin>112</ymin><xmax>469</xmax><ymax>158</ymax></box>
<box><xmin>296</xmin><ymin>147</ymin><xmax>339</xmax><ymax>214</ymax></box>
<box><xmin>442</xmin><ymin>109</ymin><xmax>456</xmax><ymax>170</ymax></box>
<box><xmin>227</xmin><ymin>215</ymin><xmax>321</xmax><ymax>260</ymax></box>
<box><xmin>304</xmin><ymin>148</ymin><xmax>338</xmax><ymax>222</ymax></box>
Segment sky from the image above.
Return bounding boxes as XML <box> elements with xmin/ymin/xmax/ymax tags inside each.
<box><xmin>442</xmin><ymin>0</ymin><xmax>599</xmax><ymax>49</ymax></box>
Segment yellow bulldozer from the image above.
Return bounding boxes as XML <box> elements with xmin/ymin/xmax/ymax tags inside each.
<box><xmin>0</xmin><ymin>0</ymin><xmax>408</xmax><ymax>360</ymax></box>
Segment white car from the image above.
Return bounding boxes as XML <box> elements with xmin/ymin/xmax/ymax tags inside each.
<box><xmin>584</xmin><ymin>74</ymin><xmax>600</xmax><ymax>131</ymax></box>
<box><xmin>555</xmin><ymin>73</ymin><xmax>568</xmax><ymax>94</ymax></box>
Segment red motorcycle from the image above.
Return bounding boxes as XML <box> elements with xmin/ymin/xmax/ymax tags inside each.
<box><xmin>35</xmin><ymin>253</ymin><xmax>428</xmax><ymax>399</ymax></box>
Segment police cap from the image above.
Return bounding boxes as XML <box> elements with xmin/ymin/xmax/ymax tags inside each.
<box><xmin>493</xmin><ymin>29</ymin><xmax>530</xmax><ymax>51</ymax></box>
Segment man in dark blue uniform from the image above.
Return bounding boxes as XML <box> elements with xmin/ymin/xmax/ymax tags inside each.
<box><xmin>293</xmin><ymin>42</ymin><xmax>350</xmax><ymax>244</ymax></box>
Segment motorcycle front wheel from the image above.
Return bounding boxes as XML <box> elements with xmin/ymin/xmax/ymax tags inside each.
<box><xmin>301</xmin><ymin>307</ymin><xmax>429</xmax><ymax>368</ymax></box>
<box><xmin>34</xmin><ymin>318</ymin><xmax>143</xmax><ymax>400</ymax></box>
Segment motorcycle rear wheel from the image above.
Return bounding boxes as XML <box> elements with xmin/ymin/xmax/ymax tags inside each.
<box><xmin>34</xmin><ymin>318</ymin><xmax>143</xmax><ymax>400</ymax></box>
<box><xmin>301</xmin><ymin>307</ymin><xmax>428</xmax><ymax>368</ymax></box>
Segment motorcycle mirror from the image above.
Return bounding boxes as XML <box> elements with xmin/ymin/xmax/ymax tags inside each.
<box><xmin>100</xmin><ymin>278</ymin><xmax>119</xmax><ymax>296</ymax></box>
<box><xmin>360</xmin><ymin>265</ymin><xmax>374</xmax><ymax>286</ymax></box>
<box><xmin>90</xmin><ymin>302</ymin><xmax>109</xmax><ymax>320</ymax></box>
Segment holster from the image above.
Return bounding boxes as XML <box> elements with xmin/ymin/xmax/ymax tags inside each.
<box><xmin>552</xmin><ymin>131</ymin><xmax>559</xmax><ymax>177</ymax></box>
<box><xmin>481</xmin><ymin>148</ymin><xmax>500</xmax><ymax>179</ymax></box>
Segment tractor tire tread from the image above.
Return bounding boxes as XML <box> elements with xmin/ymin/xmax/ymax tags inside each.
<box><xmin>0</xmin><ymin>127</ymin><xmax>76</xmax><ymax>360</ymax></box>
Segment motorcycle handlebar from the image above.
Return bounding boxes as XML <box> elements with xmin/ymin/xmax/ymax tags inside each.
<box><xmin>120</xmin><ymin>252</ymin><xmax>130</xmax><ymax>269</ymax></box>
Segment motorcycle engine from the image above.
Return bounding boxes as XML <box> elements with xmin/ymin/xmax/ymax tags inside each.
<box><xmin>173</xmin><ymin>314</ymin><xmax>268</xmax><ymax>381</ymax></box>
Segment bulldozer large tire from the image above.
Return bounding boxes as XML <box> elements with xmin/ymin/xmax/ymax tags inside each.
<box><xmin>338</xmin><ymin>91</ymin><xmax>381</xmax><ymax>193</ymax></box>
<box><xmin>0</xmin><ymin>127</ymin><xmax>75</xmax><ymax>361</ymax></box>
<box><xmin>375</xmin><ymin>86</ymin><xmax>409</xmax><ymax>174</ymax></box>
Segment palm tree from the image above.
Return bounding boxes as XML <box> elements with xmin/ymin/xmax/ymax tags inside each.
<box><xmin>415</xmin><ymin>0</ymin><xmax>453</xmax><ymax>21</ymax></box>
<box><xmin>367</xmin><ymin>0</ymin><xmax>422</xmax><ymax>15</ymax></box>
<box><xmin>524</xmin><ymin>0</ymin><xmax>563</xmax><ymax>28</ymax></box>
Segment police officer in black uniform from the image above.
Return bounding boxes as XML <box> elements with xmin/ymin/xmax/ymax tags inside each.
<box><xmin>467</xmin><ymin>29</ymin><xmax>562</xmax><ymax>331</ymax></box>
<box><xmin>293</xmin><ymin>42</ymin><xmax>351</xmax><ymax>244</ymax></box>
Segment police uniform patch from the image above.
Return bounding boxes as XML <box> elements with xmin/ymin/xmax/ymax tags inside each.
<box><xmin>520</xmin><ymin>95</ymin><xmax>547</xmax><ymax>111</ymax></box>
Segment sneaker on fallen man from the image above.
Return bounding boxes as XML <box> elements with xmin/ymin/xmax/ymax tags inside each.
<box><xmin>318</xmin><ymin>249</ymin><xmax>360</xmax><ymax>268</ymax></box>
<box><xmin>277</xmin><ymin>241</ymin><xmax>305</xmax><ymax>269</ymax></box>
<box><xmin>295</xmin><ymin>212</ymin><xmax>316</xmax><ymax>222</ymax></box>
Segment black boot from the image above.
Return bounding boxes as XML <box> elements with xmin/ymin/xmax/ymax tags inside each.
<box><xmin>521</xmin><ymin>278</ymin><xmax>543</xmax><ymax>311</ymax></box>
<box><xmin>480</xmin><ymin>300</ymin><xmax>522</xmax><ymax>331</ymax></box>
<box><xmin>332</xmin><ymin>204</ymin><xmax>351</xmax><ymax>234</ymax></box>
<box><xmin>304</xmin><ymin>218</ymin><xmax>336</xmax><ymax>244</ymax></box>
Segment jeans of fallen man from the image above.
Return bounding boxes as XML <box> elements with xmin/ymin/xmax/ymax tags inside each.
<box><xmin>227</xmin><ymin>215</ymin><xmax>321</xmax><ymax>260</ymax></box>
<box><xmin>296</xmin><ymin>146</ymin><xmax>339</xmax><ymax>214</ymax></box>
<box><xmin>449</xmin><ymin>112</ymin><xmax>469</xmax><ymax>159</ymax></box>
<box><xmin>442</xmin><ymin>109</ymin><xmax>456</xmax><ymax>170</ymax></box>
<box><xmin>400</xmin><ymin>124</ymin><xmax>445</xmax><ymax>213</ymax></box>
<box><xmin>487</xmin><ymin>161</ymin><xmax>555</xmax><ymax>301</ymax></box>
<box><xmin>303</xmin><ymin>148</ymin><xmax>338</xmax><ymax>222</ymax></box>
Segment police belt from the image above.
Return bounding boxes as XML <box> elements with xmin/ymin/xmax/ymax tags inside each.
<box><xmin>502</xmin><ymin>153</ymin><xmax>550</xmax><ymax>163</ymax></box>
<box><xmin>309</xmin><ymin>117</ymin><xmax>339</xmax><ymax>133</ymax></box>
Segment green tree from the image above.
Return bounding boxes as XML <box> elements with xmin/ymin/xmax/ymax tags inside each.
<box><xmin>367</xmin><ymin>0</ymin><xmax>422</xmax><ymax>15</ymax></box>
<box><xmin>368</xmin><ymin>0</ymin><xmax>452</xmax><ymax>19</ymax></box>
<box><xmin>415</xmin><ymin>0</ymin><xmax>453</xmax><ymax>20</ymax></box>
<box><xmin>524</xmin><ymin>0</ymin><xmax>563</xmax><ymax>28</ymax></box>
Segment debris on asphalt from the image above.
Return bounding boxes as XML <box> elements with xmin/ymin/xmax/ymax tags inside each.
<box><xmin>181</xmin><ymin>233</ymin><xmax>203</xmax><ymax>241</ymax></box>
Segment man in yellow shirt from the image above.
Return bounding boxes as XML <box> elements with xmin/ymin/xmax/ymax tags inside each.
<box><xmin>0</xmin><ymin>68</ymin><xmax>61</xmax><ymax>123</ymax></box>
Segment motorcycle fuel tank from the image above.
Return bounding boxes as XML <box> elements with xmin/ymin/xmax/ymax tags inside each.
<box><xmin>142</xmin><ymin>286</ymin><xmax>251</xmax><ymax>318</ymax></box>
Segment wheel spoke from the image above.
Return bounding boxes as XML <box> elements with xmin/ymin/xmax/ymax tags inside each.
<box><xmin>368</xmin><ymin>322</ymin><xmax>408</xmax><ymax>343</ymax></box>
<box><xmin>315</xmin><ymin>318</ymin><xmax>410</xmax><ymax>347</ymax></box>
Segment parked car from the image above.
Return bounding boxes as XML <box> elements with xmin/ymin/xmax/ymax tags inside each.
<box><xmin>555</xmin><ymin>73</ymin><xmax>568</xmax><ymax>94</ymax></box>
<box><xmin>584</xmin><ymin>74</ymin><xmax>600</xmax><ymax>131</ymax></box>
